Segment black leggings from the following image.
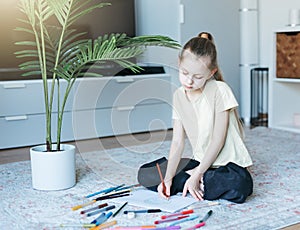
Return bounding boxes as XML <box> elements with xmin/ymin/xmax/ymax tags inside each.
<box><xmin>137</xmin><ymin>157</ymin><xmax>253</xmax><ymax>203</ymax></box>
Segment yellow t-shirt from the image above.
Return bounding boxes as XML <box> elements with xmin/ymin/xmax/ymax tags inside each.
<box><xmin>172</xmin><ymin>79</ymin><xmax>253</xmax><ymax>168</ymax></box>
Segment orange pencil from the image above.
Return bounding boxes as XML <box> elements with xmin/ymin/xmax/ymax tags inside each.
<box><xmin>156</xmin><ymin>163</ymin><xmax>169</xmax><ymax>198</ymax></box>
<box><xmin>90</xmin><ymin>220</ymin><xmax>117</xmax><ymax>230</ymax></box>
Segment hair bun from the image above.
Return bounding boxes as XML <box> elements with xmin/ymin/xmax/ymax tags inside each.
<box><xmin>198</xmin><ymin>32</ymin><xmax>214</xmax><ymax>42</ymax></box>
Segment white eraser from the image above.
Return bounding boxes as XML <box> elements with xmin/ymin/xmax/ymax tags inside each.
<box><xmin>127</xmin><ymin>212</ymin><xmax>135</xmax><ymax>219</ymax></box>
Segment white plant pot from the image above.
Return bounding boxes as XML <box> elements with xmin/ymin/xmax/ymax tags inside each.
<box><xmin>30</xmin><ymin>144</ymin><xmax>76</xmax><ymax>191</ymax></box>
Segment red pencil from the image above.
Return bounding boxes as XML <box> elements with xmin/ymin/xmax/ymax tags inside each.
<box><xmin>156</xmin><ymin>163</ymin><xmax>169</xmax><ymax>198</ymax></box>
<box><xmin>161</xmin><ymin>209</ymin><xmax>194</xmax><ymax>219</ymax></box>
<box><xmin>154</xmin><ymin>215</ymin><xmax>189</xmax><ymax>224</ymax></box>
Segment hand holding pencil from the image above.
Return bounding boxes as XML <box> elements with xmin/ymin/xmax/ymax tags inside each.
<box><xmin>156</xmin><ymin>163</ymin><xmax>170</xmax><ymax>199</ymax></box>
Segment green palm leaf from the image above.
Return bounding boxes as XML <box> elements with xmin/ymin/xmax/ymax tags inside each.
<box><xmin>55</xmin><ymin>33</ymin><xmax>181</xmax><ymax>81</ymax></box>
<box><xmin>15</xmin><ymin>0</ymin><xmax>181</xmax><ymax>151</ymax></box>
<box><xmin>15</xmin><ymin>50</ymin><xmax>38</xmax><ymax>58</ymax></box>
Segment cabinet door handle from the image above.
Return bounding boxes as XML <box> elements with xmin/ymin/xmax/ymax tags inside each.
<box><xmin>179</xmin><ymin>4</ymin><xmax>185</xmax><ymax>24</ymax></box>
<box><xmin>116</xmin><ymin>78</ymin><xmax>134</xmax><ymax>83</ymax></box>
<box><xmin>5</xmin><ymin>115</ymin><xmax>28</xmax><ymax>121</ymax></box>
<box><xmin>3</xmin><ymin>83</ymin><xmax>26</xmax><ymax>89</ymax></box>
<box><xmin>116</xmin><ymin>106</ymin><xmax>135</xmax><ymax>111</ymax></box>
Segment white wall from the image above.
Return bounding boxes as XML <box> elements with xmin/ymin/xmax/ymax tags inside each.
<box><xmin>180</xmin><ymin>0</ymin><xmax>240</xmax><ymax>104</ymax></box>
<box><xmin>135</xmin><ymin>0</ymin><xmax>180</xmax><ymax>40</ymax></box>
<box><xmin>135</xmin><ymin>0</ymin><xmax>240</xmax><ymax>97</ymax></box>
<box><xmin>258</xmin><ymin>0</ymin><xmax>300</xmax><ymax>67</ymax></box>
<box><xmin>135</xmin><ymin>0</ymin><xmax>181</xmax><ymax>88</ymax></box>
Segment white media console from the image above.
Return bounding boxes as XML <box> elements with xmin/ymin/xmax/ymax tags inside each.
<box><xmin>0</xmin><ymin>73</ymin><xmax>173</xmax><ymax>149</ymax></box>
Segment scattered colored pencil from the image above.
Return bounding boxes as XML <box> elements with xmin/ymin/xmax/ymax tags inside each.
<box><xmin>112</xmin><ymin>202</ymin><xmax>128</xmax><ymax>217</ymax></box>
<box><xmin>155</xmin><ymin>215</ymin><xmax>189</xmax><ymax>224</ymax></box>
<box><xmin>60</xmin><ymin>223</ymin><xmax>96</xmax><ymax>228</ymax></box>
<box><xmin>90</xmin><ymin>220</ymin><xmax>117</xmax><ymax>230</ymax></box>
<box><xmin>156</xmin><ymin>163</ymin><xmax>169</xmax><ymax>198</ymax></box>
<box><xmin>80</xmin><ymin>203</ymin><xmax>108</xmax><ymax>214</ymax></box>
<box><xmin>161</xmin><ymin>209</ymin><xmax>194</xmax><ymax>219</ymax></box>
<box><xmin>95</xmin><ymin>189</ymin><xmax>131</xmax><ymax>201</ymax></box>
<box><xmin>87</xmin><ymin>205</ymin><xmax>116</xmax><ymax>217</ymax></box>
<box><xmin>85</xmin><ymin>184</ymin><xmax>125</xmax><ymax>198</ymax></box>
<box><xmin>71</xmin><ymin>200</ymin><xmax>96</xmax><ymax>211</ymax></box>
<box><xmin>184</xmin><ymin>222</ymin><xmax>205</xmax><ymax>230</ymax></box>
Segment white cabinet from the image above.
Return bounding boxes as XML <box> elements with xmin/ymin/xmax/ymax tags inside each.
<box><xmin>268</xmin><ymin>27</ymin><xmax>300</xmax><ymax>133</ymax></box>
<box><xmin>71</xmin><ymin>74</ymin><xmax>172</xmax><ymax>140</ymax></box>
<box><xmin>0</xmin><ymin>74</ymin><xmax>172</xmax><ymax>149</ymax></box>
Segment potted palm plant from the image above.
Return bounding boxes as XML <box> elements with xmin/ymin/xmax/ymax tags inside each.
<box><xmin>15</xmin><ymin>0</ymin><xmax>180</xmax><ymax>190</ymax></box>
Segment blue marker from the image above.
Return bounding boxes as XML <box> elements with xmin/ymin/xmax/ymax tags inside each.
<box><xmin>90</xmin><ymin>213</ymin><xmax>105</xmax><ymax>225</ymax></box>
<box><xmin>95</xmin><ymin>212</ymin><xmax>113</xmax><ymax>226</ymax></box>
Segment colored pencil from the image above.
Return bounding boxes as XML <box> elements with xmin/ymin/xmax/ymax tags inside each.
<box><xmin>156</xmin><ymin>163</ymin><xmax>168</xmax><ymax>198</ymax></box>
<box><xmin>124</xmin><ymin>209</ymin><xmax>161</xmax><ymax>214</ymax></box>
<box><xmin>150</xmin><ymin>227</ymin><xmax>181</xmax><ymax>230</ymax></box>
<box><xmin>80</xmin><ymin>203</ymin><xmax>108</xmax><ymax>214</ymax></box>
<box><xmin>60</xmin><ymin>223</ymin><xmax>96</xmax><ymax>228</ymax></box>
<box><xmin>95</xmin><ymin>189</ymin><xmax>131</xmax><ymax>201</ymax></box>
<box><xmin>112</xmin><ymin>225</ymin><xmax>157</xmax><ymax>230</ymax></box>
<box><xmin>169</xmin><ymin>214</ymin><xmax>199</xmax><ymax>226</ymax></box>
<box><xmin>161</xmin><ymin>209</ymin><xmax>194</xmax><ymax>219</ymax></box>
<box><xmin>71</xmin><ymin>200</ymin><xmax>96</xmax><ymax>211</ymax></box>
<box><xmin>115</xmin><ymin>184</ymin><xmax>140</xmax><ymax>191</ymax></box>
<box><xmin>184</xmin><ymin>222</ymin><xmax>205</xmax><ymax>230</ymax></box>
<box><xmin>85</xmin><ymin>184</ymin><xmax>125</xmax><ymax>198</ymax></box>
<box><xmin>90</xmin><ymin>220</ymin><xmax>117</xmax><ymax>230</ymax></box>
<box><xmin>155</xmin><ymin>215</ymin><xmax>189</xmax><ymax>224</ymax></box>
<box><xmin>112</xmin><ymin>202</ymin><xmax>128</xmax><ymax>217</ymax></box>
<box><xmin>87</xmin><ymin>205</ymin><xmax>116</xmax><ymax>217</ymax></box>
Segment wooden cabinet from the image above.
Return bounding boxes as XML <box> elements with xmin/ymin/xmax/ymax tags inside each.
<box><xmin>269</xmin><ymin>27</ymin><xmax>300</xmax><ymax>133</ymax></box>
<box><xmin>0</xmin><ymin>74</ymin><xmax>172</xmax><ymax>149</ymax></box>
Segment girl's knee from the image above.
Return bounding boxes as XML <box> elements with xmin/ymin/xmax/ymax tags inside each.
<box><xmin>137</xmin><ymin>157</ymin><xmax>167</xmax><ymax>190</ymax></box>
<box><xmin>221</xmin><ymin>189</ymin><xmax>248</xmax><ymax>203</ymax></box>
<box><xmin>204</xmin><ymin>188</ymin><xmax>250</xmax><ymax>203</ymax></box>
<box><xmin>203</xmin><ymin>163</ymin><xmax>253</xmax><ymax>203</ymax></box>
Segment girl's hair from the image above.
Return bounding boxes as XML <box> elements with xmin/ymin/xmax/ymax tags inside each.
<box><xmin>179</xmin><ymin>32</ymin><xmax>224</xmax><ymax>81</ymax></box>
<box><xmin>198</xmin><ymin>32</ymin><xmax>214</xmax><ymax>42</ymax></box>
<box><xmin>179</xmin><ymin>32</ymin><xmax>245</xmax><ymax>137</ymax></box>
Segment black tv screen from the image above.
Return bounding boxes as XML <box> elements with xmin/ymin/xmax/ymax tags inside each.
<box><xmin>0</xmin><ymin>0</ymin><xmax>136</xmax><ymax>81</ymax></box>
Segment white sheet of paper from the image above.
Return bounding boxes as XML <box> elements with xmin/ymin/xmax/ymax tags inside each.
<box><xmin>113</xmin><ymin>189</ymin><xmax>196</xmax><ymax>213</ymax></box>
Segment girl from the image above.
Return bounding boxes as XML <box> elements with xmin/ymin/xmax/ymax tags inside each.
<box><xmin>138</xmin><ymin>32</ymin><xmax>253</xmax><ymax>203</ymax></box>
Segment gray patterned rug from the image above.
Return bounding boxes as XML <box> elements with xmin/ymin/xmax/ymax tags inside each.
<box><xmin>0</xmin><ymin>127</ymin><xmax>300</xmax><ymax>229</ymax></box>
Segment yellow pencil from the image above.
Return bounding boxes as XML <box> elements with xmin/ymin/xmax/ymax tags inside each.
<box><xmin>71</xmin><ymin>200</ymin><xmax>96</xmax><ymax>211</ymax></box>
<box><xmin>90</xmin><ymin>220</ymin><xmax>117</xmax><ymax>230</ymax></box>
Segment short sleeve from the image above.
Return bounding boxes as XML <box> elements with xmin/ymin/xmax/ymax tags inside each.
<box><xmin>215</xmin><ymin>82</ymin><xmax>238</xmax><ymax>112</ymax></box>
<box><xmin>172</xmin><ymin>90</ymin><xmax>181</xmax><ymax>120</ymax></box>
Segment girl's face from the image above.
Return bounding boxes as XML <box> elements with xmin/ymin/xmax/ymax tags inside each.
<box><xmin>179</xmin><ymin>50</ymin><xmax>215</xmax><ymax>92</ymax></box>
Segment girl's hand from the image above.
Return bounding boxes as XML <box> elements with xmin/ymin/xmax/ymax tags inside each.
<box><xmin>157</xmin><ymin>181</ymin><xmax>171</xmax><ymax>199</ymax></box>
<box><xmin>182</xmin><ymin>173</ymin><xmax>204</xmax><ymax>201</ymax></box>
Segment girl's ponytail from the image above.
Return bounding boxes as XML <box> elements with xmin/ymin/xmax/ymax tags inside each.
<box><xmin>197</xmin><ymin>32</ymin><xmax>244</xmax><ymax>137</ymax></box>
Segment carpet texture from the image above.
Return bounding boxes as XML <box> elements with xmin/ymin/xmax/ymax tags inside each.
<box><xmin>0</xmin><ymin>127</ymin><xmax>300</xmax><ymax>230</ymax></box>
